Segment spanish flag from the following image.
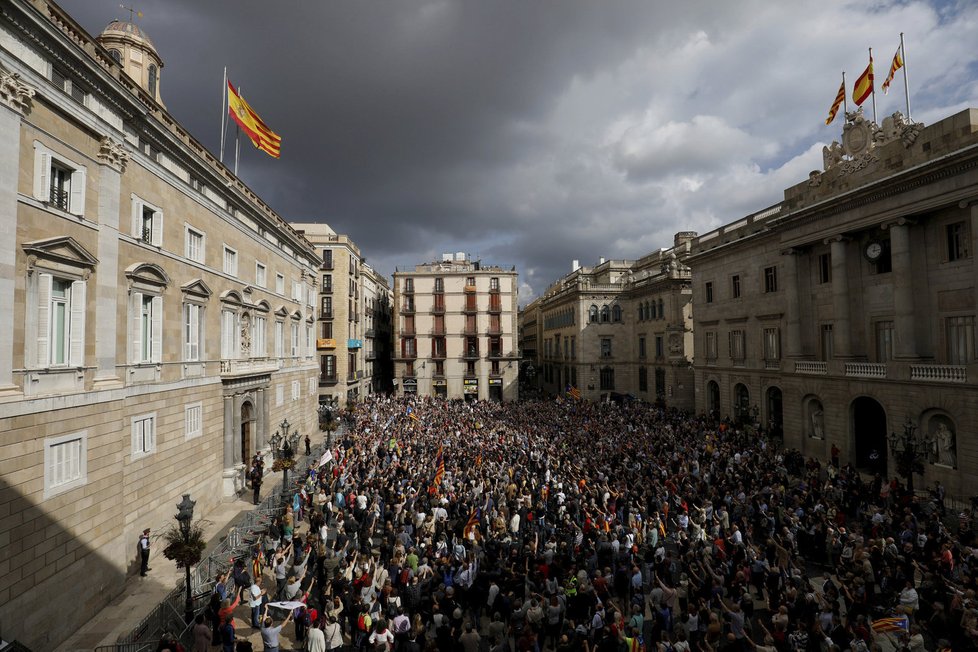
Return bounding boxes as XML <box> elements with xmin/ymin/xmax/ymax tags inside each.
<box><xmin>882</xmin><ymin>45</ymin><xmax>903</xmax><ymax>94</ymax></box>
<box><xmin>852</xmin><ymin>55</ymin><xmax>874</xmax><ymax>106</ymax></box>
<box><xmin>227</xmin><ymin>81</ymin><xmax>282</xmax><ymax>158</ymax></box>
<box><xmin>825</xmin><ymin>78</ymin><xmax>846</xmax><ymax>125</ymax></box>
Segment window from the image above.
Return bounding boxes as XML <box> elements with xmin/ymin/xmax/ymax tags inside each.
<box><xmin>33</xmin><ymin>274</ymin><xmax>86</xmax><ymax>367</ymax></box>
<box><xmin>817</xmin><ymin>253</ymin><xmax>831</xmax><ymax>284</ymax></box>
<box><xmin>291</xmin><ymin>322</ymin><xmax>300</xmax><ymax>357</ymax></box>
<box><xmin>276</xmin><ymin>384</ymin><xmax>284</xmax><ymax>405</ymax></box>
<box><xmin>44</xmin><ymin>431</ymin><xmax>87</xmax><ymax>498</ymax></box>
<box><xmin>764</xmin><ymin>266</ymin><xmax>778</xmax><ymax>293</ymax></box>
<box><xmin>322</xmin><ymin>321</ymin><xmax>333</xmax><ymax>339</ymax></box>
<box><xmin>638</xmin><ymin>367</ymin><xmax>648</xmax><ymax>392</ymax></box>
<box><xmin>638</xmin><ymin>336</ymin><xmax>646</xmax><ymax>359</ymax></box>
<box><xmin>570</xmin><ymin>337</ymin><xmax>576</xmax><ymax>359</ymax></box>
<box><xmin>820</xmin><ymin>324</ymin><xmax>834</xmax><ymax>360</ymax></box>
<box><xmin>729</xmin><ymin>330</ymin><xmax>746</xmax><ymax>362</ymax></box>
<box><xmin>189</xmin><ymin>174</ymin><xmax>204</xmax><ymax>192</ymax></box>
<box><xmin>466</xmin><ymin>277</ymin><xmax>476</xmax><ymax>287</ymax></box>
<box><xmin>763</xmin><ymin>327</ymin><xmax>780</xmax><ymax>362</ymax></box>
<box><xmin>731</xmin><ymin>275</ymin><xmax>741</xmax><ymax>299</ymax></box>
<box><xmin>131</xmin><ymin>292</ymin><xmax>162</xmax><ymax>363</ymax></box>
<box><xmin>705</xmin><ymin>282</ymin><xmax>714</xmax><ymax>303</ymax></box>
<box><xmin>657</xmin><ymin>299</ymin><xmax>664</xmax><ymax>320</ymax></box>
<box><xmin>293</xmin><ymin>280</ymin><xmax>303</xmax><ymax>302</ymax></box>
<box><xmin>875</xmin><ymin>320</ymin><xmax>893</xmax><ymax>362</ymax></box>
<box><xmin>323</xmin><ymin>274</ymin><xmax>333</xmax><ymax>293</ymax></box>
<box><xmin>612</xmin><ymin>305</ymin><xmax>622</xmax><ymax>322</ymax></box>
<box><xmin>705</xmin><ymin>331</ymin><xmax>718</xmax><ymax>361</ymax></box>
<box><xmin>223</xmin><ymin>245</ymin><xmax>238</xmax><ymax>276</ymax></box>
<box><xmin>255</xmin><ymin>262</ymin><xmax>267</xmax><ymax>288</ymax></box>
<box><xmin>431</xmin><ymin>277</ymin><xmax>443</xmax><ymax>292</ymax></box>
<box><xmin>185</xmin><ymin>403</ymin><xmax>202</xmax><ymax>440</ymax></box>
<box><xmin>655</xmin><ymin>368</ymin><xmax>666</xmax><ymax>398</ymax></box>
<box><xmin>131</xmin><ymin>413</ymin><xmax>156</xmax><ymax>459</ymax></box>
<box><xmin>600</xmin><ymin>338</ymin><xmax>612</xmax><ymax>358</ymax></box>
<box><xmin>108</xmin><ymin>49</ymin><xmax>121</xmax><ymax>64</ymax></box>
<box><xmin>52</xmin><ymin>67</ymin><xmax>86</xmax><ymax>103</ymax></box>
<box><xmin>404</xmin><ymin>278</ymin><xmax>414</xmax><ymax>292</ymax></box>
<box><xmin>655</xmin><ymin>335</ymin><xmax>664</xmax><ymax>359</ymax></box>
<box><xmin>185</xmin><ymin>226</ymin><xmax>205</xmax><ymax>263</ymax></box>
<box><xmin>599</xmin><ymin>367</ymin><xmax>615</xmax><ymax>391</ymax></box>
<box><xmin>322</xmin><ymin>354</ymin><xmax>336</xmax><ymax>380</ymax></box>
<box><xmin>588</xmin><ymin>305</ymin><xmax>598</xmax><ymax>323</ymax></box>
<box><xmin>183</xmin><ymin>303</ymin><xmax>203</xmax><ymax>361</ymax></box>
<box><xmin>275</xmin><ymin>321</ymin><xmax>284</xmax><ymax>357</ymax></box>
<box><xmin>221</xmin><ymin>310</ymin><xmax>238</xmax><ymax>360</ymax></box>
<box><xmin>148</xmin><ymin>64</ymin><xmax>158</xmax><ymax>97</ymax></box>
<box><xmin>490</xmin><ymin>277</ymin><xmax>500</xmax><ymax>290</ymax></box>
<box><xmin>276</xmin><ymin>273</ymin><xmax>285</xmax><ymax>295</ymax></box>
<box><xmin>598</xmin><ymin>305</ymin><xmax>608</xmax><ymax>322</ymax></box>
<box><xmin>254</xmin><ymin>316</ymin><xmax>267</xmax><ymax>357</ymax></box>
<box><xmin>305</xmin><ymin>324</ymin><xmax>313</xmax><ymax>356</ymax></box>
<box><xmin>466</xmin><ymin>361</ymin><xmax>476</xmax><ymax>376</ymax></box>
<box><xmin>292</xmin><ymin>380</ymin><xmax>300</xmax><ymax>401</ymax></box>
<box><xmin>946</xmin><ymin>316</ymin><xmax>975</xmax><ymax>365</ymax></box>
<box><xmin>947</xmin><ymin>222</ymin><xmax>970</xmax><ymax>262</ymax></box>
<box><xmin>33</xmin><ymin>141</ymin><xmax>87</xmax><ymax>216</ymax></box>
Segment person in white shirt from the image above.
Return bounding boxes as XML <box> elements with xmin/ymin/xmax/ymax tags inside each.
<box><xmin>369</xmin><ymin>623</ymin><xmax>394</xmax><ymax>651</ymax></box>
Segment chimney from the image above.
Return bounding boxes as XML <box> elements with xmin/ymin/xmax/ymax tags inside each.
<box><xmin>674</xmin><ymin>231</ymin><xmax>698</xmax><ymax>249</ymax></box>
<box><xmin>572</xmin><ymin>259</ymin><xmax>580</xmax><ymax>272</ymax></box>
<box><xmin>599</xmin><ymin>257</ymin><xmax>605</xmax><ymax>265</ymax></box>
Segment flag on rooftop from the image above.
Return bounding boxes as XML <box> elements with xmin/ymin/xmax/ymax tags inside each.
<box><xmin>227</xmin><ymin>80</ymin><xmax>281</xmax><ymax>158</ymax></box>
<box><xmin>882</xmin><ymin>44</ymin><xmax>904</xmax><ymax>94</ymax></box>
<box><xmin>852</xmin><ymin>54</ymin><xmax>874</xmax><ymax>106</ymax></box>
<box><xmin>826</xmin><ymin>78</ymin><xmax>846</xmax><ymax>125</ymax></box>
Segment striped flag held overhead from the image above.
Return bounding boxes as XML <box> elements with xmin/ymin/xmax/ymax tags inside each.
<box><xmin>872</xmin><ymin>615</ymin><xmax>909</xmax><ymax>633</ymax></box>
<box><xmin>463</xmin><ymin>507</ymin><xmax>481</xmax><ymax>539</ymax></box>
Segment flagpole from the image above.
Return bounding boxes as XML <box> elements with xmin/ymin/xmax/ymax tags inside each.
<box><xmin>220</xmin><ymin>66</ymin><xmax>227</xmax><ymax>163</ymax></box>
<box><xmin>234</xmin><ymin>86</ymin><xmax>242</xmax><ymax>176</ymax></box>
<box><xmin>869</xmin><ymin>47</ymin><xmax>877</xmax><ymax>124</ymax></box>
<box><xmin>900</xmin><ymin>33</ymin><xmax>912</xmax><ymax>122</ymax></box>
<box><xmin>842</xmin><ymin>71</ymin><xmax>848</xmax><ymax>117</ymax></box>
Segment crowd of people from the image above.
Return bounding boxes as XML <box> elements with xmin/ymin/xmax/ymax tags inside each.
<box><xmin>192</xmin><ymin>395</ymin><xmax>977</xmax><ymax>652</ymax></box>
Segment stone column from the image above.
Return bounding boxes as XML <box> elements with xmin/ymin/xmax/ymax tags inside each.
<box><xmin>93</xmin><ymin>138</ymin><xmax>129</xmax><ymax>388</ymax></box>
<box><xmin>827</xmin><ymin>237</ymin><xmax>853</xmax><ymax>358</ymax></box>
<box><xmin>255</xmin><ymin>387</ymin><xmax>266</xmax><ymax>450</ymax></box>
<box><xmin>889</xmin><ymin>220</ymin><xmax>918</xmax><ymax>358</ymax></box>
<box><xmin>781</xmin><ymin>249</ymin><xmax>802</xmax><ymax>358</ymax></box>
<box><xmin>232</xmin><ymin>394</ymin><xmax>243</xmax><ymax>466</ymax></box>
<box><xmin>222</xmin><ymin>393</ymin><xmax>236</xmax><ymax>498</ymax></box>
<box><xmin>0</xmin><ymin>73</ymin><xmax>35</xmax><ymax>397</ymax></box>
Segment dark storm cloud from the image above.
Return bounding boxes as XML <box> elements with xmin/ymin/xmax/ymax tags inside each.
<box><xmin>60</xmin><ymin>1</ymin><xmax>978</xmax><ymax>299</ymax></box>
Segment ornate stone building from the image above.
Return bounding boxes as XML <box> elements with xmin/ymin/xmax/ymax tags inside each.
<box><xmin>689</xmin><ymin>107</ymin><xmax>978</xmax><ymax>496</ymax></box>
<box><xmin>393</xmin><ymin>255</ymin><xmax>519</xmax><ymax>401</ymax></box>
<box><xmin>521</xmin><ymin>233</ymin><xmax>695</xmax><ymax>408</ymax></box>
<box><xmin>0</xmin><ymin>3</ymin><xmax>320</xmax><ymax>648</ymax></box>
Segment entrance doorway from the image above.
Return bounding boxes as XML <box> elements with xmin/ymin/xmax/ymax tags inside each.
<box><xmin>733</xmin><ymin>383</ymin><xmax>750</xmax><ymax>423</ymax></box>
<box><xmin>241</xmin><ymin>401</ymin><xmax>254</xmax><ymax>466</ymax></box>
<box><xmin>489</xmin><ymin>384</ymin><xmax>503</xmax><ymax>402</ymax></box>
<box><xmin>706</xmin><ymin>380</ymin><xmax>720</xmax><ymax>418</ymax></box>
<box><xmin>852</xmin><ymin>396</ymin><xmax>887</xmax><ymax>474</ymax></box>
<box><xmin>766</xmin><ymin>386</ymin><xmax>783</xmax><ymax>439</ymax></box>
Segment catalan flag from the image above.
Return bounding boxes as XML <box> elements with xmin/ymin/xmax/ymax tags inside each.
<box><xmin>227</xmin><ymin>81</ymin><xmax>282</xmax><ymax>158</ymax></box>
<box><xmin>463</xmin><ymin>507</ymin><xmax>480</xmax><ymax>538</ymax></box>
<box><xmin>825</xmin><ymin>78</ymin><xmax>846</xmax><ymax>125</ymax></box>
<box><xmin>566</xmin><ymin>385</ymin><xmax>581</xmax><ymax>400</ymax></box>
<box><xmin>252</xmin><ymin>548</ymin><xmax>263</xmax><ymax>582</ymax></box>
<box><xmin>872</xmin><ymin>615</ymin><xmax>909</xmax><ymax>633</ymax></box>
<box><xmin>433</xmin><ymin>446</ymin><xmax>445</xmax><ymax>486</ymax></box>
<box><xmin>882</xmin><ymin>45</ymin><xmax>903</xmax><ymax>94</ymax></box>
<box><xmin>852</xmin><ymin>54</ymin><xmax>874</xmax><ymax>106</ymax></box>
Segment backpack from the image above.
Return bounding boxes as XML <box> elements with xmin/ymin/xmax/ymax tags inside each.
<box><xmin>220</xmin><ymin>622</ymin><xmax>235</xmax><ymax>645</ymax></box>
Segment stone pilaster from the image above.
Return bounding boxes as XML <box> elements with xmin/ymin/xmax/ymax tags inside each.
<box><xmin>888</xmin><ymin>220</ymin><xmax>918</xmax><ymax>359</ymax></box>
<box><xmin>222</xmin><ymin>393</ymin><xmax>237</xmax><ymax>497</ymax></box>
<box><xmin>93</xmin><ymin>137</ymin><xmax>129</xmax><ymax>388</ymax></box>
<box><xmin>827</xmin><ymin>236</ymin><xmax>853</xmax><ymax>358</ymax></box>
<box><xmin>0</xmin><ymin>72</ymin><xmax>35</xmax><ymax>397</ymax></box>
<box><xmin>781</xmin><ymin>249</ymin><xmax>802</xmax><ymax>358</ymax></box>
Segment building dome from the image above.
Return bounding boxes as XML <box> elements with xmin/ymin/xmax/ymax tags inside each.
<box><xmin>96</xmin><ymin>19</ymin><xmax>165</xmax><ymax>106</ymax></box>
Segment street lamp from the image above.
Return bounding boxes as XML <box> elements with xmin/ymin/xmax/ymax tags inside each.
<box><xmin>888</xmin><ymin>418</ymin><xmax>934</xmax><ymax>496</ymax></box>
<box><xmin>174</xmin><ymin>494</ymin><xmax>196</xmax><ymax>626</ymax></box>
<box><xmin>270</xmin><ymin>419</ymin><xmax>298</xmax><ymax>493</ymax></box>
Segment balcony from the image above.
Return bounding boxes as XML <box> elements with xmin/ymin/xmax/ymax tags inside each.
<box><xmin>488</xmin><ymin>300</ymin><xmax>502</xmax><ymax>314</ymax></box>
<box><xmin>322</xmin><ymin>284</ymin><xmax>333</xmax><ymax>294</ymax></box>
<box><xmin>487</xmin><ymin>325</ymin><xmax>502</xmax><ymax>336</ymax></box>
<box><xmin>844</xmin><ymin>362</ymin><xmax>887</xmax><ymax>379</ymax></box>
<box><xmin>220</xmin><ymin>358</ymin><xmax>280</xmax><ymax>377</ymax></box>
<box><xmin>764</xmin><ymin>359</ymin><xmax>781</xmax><ymax>370</ymax></box>
<box><xmin>319</xmin><ymin>374</ymin><xmax>338</xmax><ymax>385</ymax></box>
<box><xmin>432</xmin><ymin>349</ymin><xmax>447</xmax><ymax>360</ymax></box>
<box><xmin>317</xmin><ymin>338</ymin><xmax>337</xmax><ymax>350</ymax></box>
<box><xmin>347</xmin><ymin>370</ymin><xmax>364</xmax><ymax>382</ymax></box>
<box><xmin>400</xmin><ymin>350</ymin><xmax>418</xmax><ymax>360</ymax></box>
<box><xmin>463</xmin><ymin>324</ymin><xmax>479</xmax><ymax>335</ymax></box>
<box><xmin>462</xmin><ymin>304</ymin><xmax>478</xmax><ymax>315</ymax></box>
<box><xmin>403</xmin><ymin>286</ymin><xmax>414</xmax><ymax>295</ymax></box>
<box><xmin>400</xmin><ymin>327</ymin><xmax>416</xmax><ymax>337</ymax></box>
<box><xmin>464</xmin><ymin>284</ymin><xmax>477</xmax><ymax>293</ymax></box>
<box><xmin>320</xmin><ymin>309</ymin><xmax>333</xmax><ymax>320</ymax></box>
<box><xmin>321</xmin><ymin>260</ymin><xmax>334</xmax><ymax>271</ymax></box>
<box><xmin>430</xmin><ymin>325</ymin><xmax>446</xmax><ymax>336</ymax></box>
<box><xmin>489</xmin><ymin>349</ymin><xmax>503</xmax><ymax>359</ymax></box>
<box><xmin>910</xmin><ymin>364</ymin><xmax>967</xmax><ymax>383</ymax></box>
<box><xmin>365</xmin><ymin>350</ymin><xmax>376</xmax><ymax>360</ymax></box>
<box><xmin>463</xmin><ymin>348</ymin><xmax>480</xmax><ymax>360</ymax></box>
<box><xmin>401</xmin><ymin>304</ymin><xmax>415</xmax><ymax>315</ymax></box>
<box><xmin>365</xmin><ymin>328</ymin><xmax>376</xmax><ymax>338</ymax></box>
<box><xmin>49</xmin><ymin>183</ymin><xmax>70</xmax><ymax>212</ymax></box>
<box><xmin>795</xmin><ymin>361</ymin><xmax>827</xmax><ymax>375</ymax></box>
<box><xmin>431</xmin><ymin>304</ymin><xmax>446</xmax><ymax>315</ymax></box>
<box><xmin>347</xmin><ymin>339</ymin><xmax>363</xmax><ymax>349</ymax></box>
<box><xmin>489</xmin><ymin>285</ymin><xmax>500</xmax><ymax>294</ymax></box>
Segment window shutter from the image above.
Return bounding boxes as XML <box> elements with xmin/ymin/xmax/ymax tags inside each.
<box><xmin>151</xmin><ymin>296</ymin><xmax>163</xmax><ymax>362</ymax></box>
<box><xmin>36</xmin><ymin>273</ymin><xmax>53</xmax><ymax>366</ymax></box>
<box><xmin>130</xmin><ymin>197</ymin><xmax>141</xmax><ymax>238</ymax></box>
<box><xmin>130</xmin><ymin>292</ymin><xmax>143</xmax><ymax>363</ymax></box>
<box><xmin>151</xmin><ymin>210</ymin><xmax>163</xmax><ymax>246</ymax></box>
<box><xmin>69</xmin><ymin>168</ymin><xmax>86</xmax><ymax>216</ymax></box>
<box><xmin>33</xmin><ymin>149</ymin><xmax>50</xmax><ymax>201</ymax></box>
<box><xmin>68</xmin><ymin>281</ymin><xmax>86</xmax><ymax>366</ymax></box>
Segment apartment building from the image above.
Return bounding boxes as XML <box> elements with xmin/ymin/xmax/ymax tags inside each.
<box><xmin>393</xmin><ymin>254</ymin><xmax>519</xmax><ymax>401</ymax></box>
<box><xmin>0</xmin><ymin>5</ymin><xmax>319</xmax><ymax>648</ymax></box>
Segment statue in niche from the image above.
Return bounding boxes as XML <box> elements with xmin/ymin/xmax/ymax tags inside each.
<box><xmin>931</xmin><ymin>419</ymin><xmax>957</xmax><ymax>468</ymax></box>
<box><xmin>809</xmin><ymin>400</ymin><xmax>824</xmax><ymax>439</ymax></box>
<box><xmin>240</xmin><ymin>312</ymin><xmax>251</xmax><ymax>357</ymax></box>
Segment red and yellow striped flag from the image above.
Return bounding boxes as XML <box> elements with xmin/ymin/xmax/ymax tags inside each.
<box><xmin>433</xmin><ymin>446</ymin><xmax>445</xmax><ymax>486</ymax></box>
<box><xmin>463</xmin><ymin>507</ymin><xmax>480</xmax><ymax>538</ymax></box>
<box><xmin>882</xmin><ymin>46</ymin><xmax>903</xmax><ymax>94</ymax></box>
<box><xmin>852</xmin><ymin>55</ymin><xmax>874</xmax><ymax>106</ymax></box>
<box><xmin>825</xmin><ymin>79</ymin><xmax>846</xmax><ymax>125</ymax></box>
<box><xmin>227</xmin><ymin>81</ymin><xmax>282</xmax><ymax>159</ymax></box>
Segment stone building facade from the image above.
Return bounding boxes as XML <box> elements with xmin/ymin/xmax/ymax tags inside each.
<box><xmin>293</xmin><ymin>223</ymin><xmax>392</xmax><ymax>408</ymax></box>
<box><xmin>688</xmin><ymin>108</ymin><xmax>978</xmax><ymax>497</ymax></box>
<box><xmin>0</xmin><ymin>3</ymin><xmax>320</xmax><ymax>649</ymax></box>
<box><xmin>520</xmin><ymin>234</ymin><xmax>695</xmax><ymax>408</ymax></box>
<box><xmin>393</xmin><ymin>256</ymin><xmax>519</xmax><ymax>401</ymax></box>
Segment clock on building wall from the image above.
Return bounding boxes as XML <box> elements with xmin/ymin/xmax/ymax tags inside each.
<box><xmin>864</xmin><ymin>239</ymin><xmax>884</xmax><ymax>262</ymax></box>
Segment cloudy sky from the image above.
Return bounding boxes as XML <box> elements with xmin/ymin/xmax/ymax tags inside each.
<box><xmin>62</xmin><ymin>0</ymin><xmax>978</xmax><ymax>301</ymax></box>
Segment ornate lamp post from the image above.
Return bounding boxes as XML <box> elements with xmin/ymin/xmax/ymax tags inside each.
<box><xmin>888</xmin><ymin>418</ymin><xmax>934</xmax><ymax>496</ymax></box>
<box><xmin>174</xmin><ymin>494</ymin><xmax>197</xmax><ymax>626</ymax></box>
<box><xmin>270</xmin><ymin>419</ymin><xmax>298</xmax><ymax>492</ymax></box>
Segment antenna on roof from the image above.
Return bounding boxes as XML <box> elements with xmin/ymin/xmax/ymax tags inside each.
<box><xmin>119</xmin><ymin>4</ymin><xmax>143</xmax><ymax>22</ymax></box>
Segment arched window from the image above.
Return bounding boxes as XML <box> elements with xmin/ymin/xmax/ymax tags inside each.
<box><xmin>657</xmin><ymin>299</ymin><xmax>664</xmax><ymax>319</ymax></box>
<box><xmin>600</xmin><ymin>305</ymin><xmax>610</xmax><ymax>323</ymax></box>
<box><xmin>148</xmin><ymin>64</ymin><xmax>158</xmax><ymax>97</ymax></box>
<box><xmin>612</xmin><ymin>305</ymin><xmax>622</xmax><ymax>322</ymax></box>
<box><xmin>588</xmin><ymin>305</ymin><xmax>598</xmax><ymax>323</ymax></box>
<box><xmin>644</xmin><ymin>301</ymin><xmax>651</xmax><ymax>320</ymax></box>
<box><xmin>109</xmin><ymin>49</ymin><xmax>122</xmax><ymax>64</ymax></box>
<box><xmin>637</xmin><ymin>305</ymin><xmax>644</xmax><ymax>321</ymax></box>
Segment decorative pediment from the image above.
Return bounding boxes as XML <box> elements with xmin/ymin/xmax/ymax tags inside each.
<box><xmin>254</xmin><ymin>300</ymin><xmax>271</xmax><ymax>313</ymax></box>
<box><xmin>125</xmin><ymin>262</ymin><xmax>170</xmax><ymax>289</ymax></box>
<box><xmin>181</xmin><ymin>278</ymin><xmax>212</xmax><ymax>299</ymax></box>
<box><xmin>291</xmin><ymin>310</ymin><xmax>303</xmax><ymax>321</ymax></box>
<box><xmin>306</xmin><ymin>313</ymin><xmax>315</xmax><ymax>323</ymax></box>
<box><xmin>23</xmin><ymin>236</ymin><xmax>98</xmax><ymax>270</ymax></box>
<box><xmin>220</xmin><ymin>289</ymin><xmax>244</xmax><ymax>305</ymax></box>
<box><xmin>274</xmin><ymin>305</ymin><xmax>290</xmax><ymax>318</ymax></box>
